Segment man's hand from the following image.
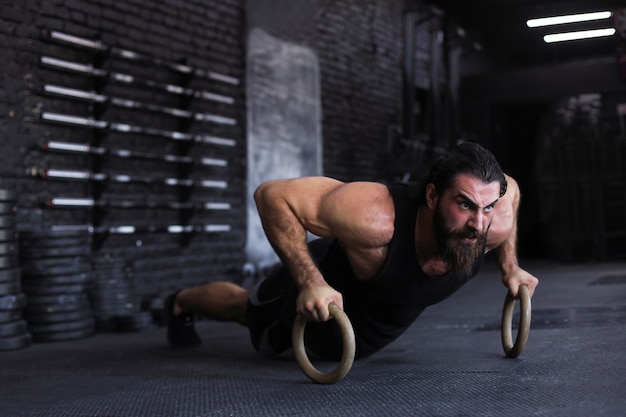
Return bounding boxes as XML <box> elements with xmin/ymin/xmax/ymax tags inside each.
<box><xmin>296</xmin><ymin>282</ymin><xmax>344</xmax><ymax>322</ymax></box>
<box><xmin>502</xmin><ymin>266</ymin><xmax>539</xmax><ymax>298</ymax></box>
<box><xmin>489</xmin><ymin>175</ymin><xmax>539</xmax><ymax>299</ymax></box>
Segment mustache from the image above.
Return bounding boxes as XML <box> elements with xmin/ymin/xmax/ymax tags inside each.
<box><xmin>449</xmin><ymin>227</ymin><xmax>486</xmax><ymax>241</ymax></box>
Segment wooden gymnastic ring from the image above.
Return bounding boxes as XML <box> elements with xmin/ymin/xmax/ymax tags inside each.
<box><xmin>292</xmin><ymin>303</ymin><xmax>356</xmax><ymax>384</ymax></box>
<box><xmin>501</xmin><ymin>284</ymin><xmax>531</xmax><ymax>358</ymax></box>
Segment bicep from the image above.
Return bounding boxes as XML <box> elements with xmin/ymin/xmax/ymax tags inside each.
<box><xmin>254</xmin><ymin>177</ymin><xmax>345</xmax><ymax>237</ymax></box>
<box><xmin>255</xmin><ymin>177</ymin><xmax>393</xmax><ymax>244</ymax></box>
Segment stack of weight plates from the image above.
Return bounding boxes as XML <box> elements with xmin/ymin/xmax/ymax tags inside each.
<box><xmin>0</xmin><ymin>190</ymin><xmax>32</xmax><ymax>351</ymax></box>
<box><xmin>89</xmin><ymin>256</ymin><xmax>153</xmax><ymax>332</ymax></box>
<box><xmin>19</xmin><ymin>228</ymin><xmax>95</xmax><ymax>342</ymax></box>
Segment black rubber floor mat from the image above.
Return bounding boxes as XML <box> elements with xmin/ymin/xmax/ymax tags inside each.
<box><xmin>589</xmin><ymin>274</ymin><xmax>626</xmax><ymax>286</ymax></box>
<box><xmin>475</xmin><ymin>305</ymin><xmax>626</xmax><ymax>331</ymax></box>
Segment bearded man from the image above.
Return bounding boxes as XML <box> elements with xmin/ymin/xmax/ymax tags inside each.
<box><xmin>165</xmin><ymin>142</ymin><xmax>539</xmax><ymax>359</ymax></box>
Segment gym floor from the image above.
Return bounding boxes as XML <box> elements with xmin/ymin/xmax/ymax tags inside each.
<box><xmin>1</xmin><ymin>260</ymin><xmax>625</xmax><ymax>417</ymax></box>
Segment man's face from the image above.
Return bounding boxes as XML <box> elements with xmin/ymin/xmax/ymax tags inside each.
<box><xmin>432</xmin><ymin>174</ymin><xmax>501</xmax><ymax>276</ymax></box>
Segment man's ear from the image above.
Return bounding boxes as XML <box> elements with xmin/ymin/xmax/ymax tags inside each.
<box><xmin>425</xmin><ymin>183</ymin><xmax>438</xmax><ymax>209</ymax></box>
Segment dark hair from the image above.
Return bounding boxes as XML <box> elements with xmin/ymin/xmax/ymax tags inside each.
<box><xmin>418</xmin><ymin>142</ymin><xmax>507</xmax><ymax>204</ymax></box>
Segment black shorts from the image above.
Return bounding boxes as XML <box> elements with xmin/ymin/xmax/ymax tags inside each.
<box><xmin>246</xmin><ymin>240</ymin><xmax>344</xmax><ymax>360</ymax></box>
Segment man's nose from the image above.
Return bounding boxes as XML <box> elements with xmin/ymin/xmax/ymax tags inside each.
<box><xmin>468</xmin><ymin>211</ymin><xmax>486</xmax><ymax>231</ymax></box>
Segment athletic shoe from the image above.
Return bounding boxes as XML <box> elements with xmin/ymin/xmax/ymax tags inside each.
<box><xmin>164</xmin><ymin>290</ymin><xmax>201</xmax><ymax>347</ymax></box>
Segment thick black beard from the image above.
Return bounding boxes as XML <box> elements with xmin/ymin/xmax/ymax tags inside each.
<box><xmin>433</xmin><ymin>205</ymin><xmax>487</xmax><ymax>277</ymax></box>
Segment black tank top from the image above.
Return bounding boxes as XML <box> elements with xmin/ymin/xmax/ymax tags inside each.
<box><xmin>310</xmin><ymin>182</ymin><xmax>485</xmax><ymax>358</ymax></box>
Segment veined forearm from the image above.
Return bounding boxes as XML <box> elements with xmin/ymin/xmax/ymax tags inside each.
<box><xmin>496</xmin><ymin>230</ymin><xmax>519</xmax><ymax>277</ymax></box>
<box><xmin>496</xmin><ymin>174</ymin><xmax>521</xmax><ymax>277</ymax></box>
<box><xmin>254</xmin><ymin>182</ymin><xmax>326</xmax><ymax>290</ymax></box>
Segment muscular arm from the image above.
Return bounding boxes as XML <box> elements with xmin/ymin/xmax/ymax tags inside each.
<box><xmin>487</xmin><ymin>175</ymin><xmax>539</xmax><ymax>297</ymax></box>
<box><xmin>254</xmin><ymin>177</ymin><xmax>393</xmax><ymax>321</ymax></box>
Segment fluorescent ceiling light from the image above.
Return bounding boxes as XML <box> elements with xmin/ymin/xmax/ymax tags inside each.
<box><xmin>527</xmin><ymin>11</ymin><xmax>612</xmax><ymax>27</ymax></box>
<box><xmin>544</xmin><ymin>28</ymin><xmax>616</xmax><ymax>43</ymax></box>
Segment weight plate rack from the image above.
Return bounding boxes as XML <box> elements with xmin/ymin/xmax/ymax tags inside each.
<box><xmin>0</xmin><ymin>189</ymin><xmax>32</xmax><ymax>351</ymax></box>
<box><xmin>18</xmin><ymin>228</ymin><xmax>95</xmax><ymax>343</ymax></box>
<box><xmin>34</xmin><ymin>30</ymin><xmax>238</xmax><ymax>245</ymax></box>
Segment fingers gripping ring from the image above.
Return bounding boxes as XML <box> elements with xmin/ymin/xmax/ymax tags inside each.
<box><xmin>292</xmin><ymin>303</ymin><xmax>356</xmax><ymax>384</ymax></box>
<box><xmin>501</xmin><ymin>284</ymin><xmax>531</xmax><ymax>358</ymax></box>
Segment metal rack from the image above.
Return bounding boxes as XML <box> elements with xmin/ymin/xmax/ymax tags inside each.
<box><xmin>32</xmin><ymin>30</ymin><xmax>241</xmax><ymax>242</ymax></box>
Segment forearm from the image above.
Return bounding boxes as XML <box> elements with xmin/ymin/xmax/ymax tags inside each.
<box><xmin>254</xmin><ymin>181</ymin><xmax>326</xmax><ymax>290</ymax></box>
<box><xmin>496</xmin><ymin>221</ymin><xmax>520</xmax><ymax>277</ymax></box>
<box><xmin>495</xmin><ymin>174</ymin><xmax>521</xmax><ymax>276</ymax></box>
<box><xmin>493</xmin><ymin>176</ymin><xmax>539</xmax><ymax>296</ymax></box>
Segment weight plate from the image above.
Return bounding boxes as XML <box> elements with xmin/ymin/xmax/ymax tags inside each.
<box><xmin>22</xmin><ymin>283</ymin><xmax>89</xmax><ymax>296</ymax></box>
<box><xmin>0</xmin><ymin>281</ymin><xmax>20</xmax><ymax>295</ymax></box>
<box><xmin>0</xmin><ymin>189</ymin><xmax>16</xmax><ymax>201</ymax></box>
<box><xmin>26</xmin><ymin>299</ymin><xmax>89</xmax><ymax>315</ymax></box>
<box><xmin>92</xmin><ymin>302</ymin><xmax>139</xmax><ymax>317</ymax></box>
<box><xmin>92</xmin><ymin>276</ymin><xmax>131</xmax><ymax>288</ymax></box>
<box><xmin>24</xmin><ymin>269</ymin><xmax>93</xmax><ymax>282</ymax></box>
<box><xmin>0</xmin><ymin>268</ymin><xmax>20</xmax><ymax>284</ymax></box>
<box><xmin>0</xmin><ymin>202</ymin><xmax>16</xmax><ymax>215</ymax></box>
<box><xmin>20</xmin><ymin>245</ymin><xmax>91</xmax><ymax>259</ymax></box>
<box><xmin>26</xmin><ymin>309</ymin><xmax>92</xmax><ymax>324</ymax></box>
<box><xmin>0</xmin><ymin>309</ymin><xmax>22</xmax><ymax>323</ymax></box>
<box><xmin>22</xmin><ymin>271</ymin><xmax>93</xmax><ymax>286</ymax></box>
<box><xmin>0</xmin><ymin>332</ymin><xmax>32</xmax><ymax>351</ymax></box>
<box><xmin>20</xmin><ymin>237</ymin><xmax>91</xmax><ymax>249</ymax></box>
<box><xmin>32</xmin><ymin>327</ymin><xmax>93</xmax><ymax>343</ymax></box>
<box><xmin>22</xmin><ymin>259</ymin><xmax>91</xmax><ymax>277</ymax></box>
<box><xmin>91</xmin><ymin>299</ymin><xmax>137</xmax><ymax>310</ymax></box>
<box><xmin>90</xmin><ymin>296</ymin><xmax>138</xmax><ymax>309</ymax></box>
<box><xmin>0</xmin><ymin>254</ymin><xmax>19</xmax><ymax>269</ymax></box>
<box><xmin>90</xmin><ymin>283</ymin><xmax>134</xmax><ymax>295</ymax></box>
<box><xmin>22</xmin><ymin>267</ymin><xmax>90</xmax><ymax>280</ymax></box>
<box><xmin>0</xmin><ymin>242</ymin><xmax>18</xmax><ymax>256</ymax></box>
<box><xmin>27</xmin><ymin>293</ymin><xmax>89</xmax><ymax>306</ymax></box>
<box><xmin>0</xmin><ymin>293</ymin><xmax>27</xmax><ymax>311</ymax></box>
<box><xmin>92</xmin><ymin>303</ymin><xmax>139</xmax><ymax>316</ymax></box>
<box><xmin>92</xmin><ymin>254</ymin><xmax>125</xmax><ymax>263</ymax></box>
<box><xmin>0</xmin><ymin>215</ymin><xmax>15</xmax><ymax>229</ymax></box>
<box><xmin>89</xmin><ymin>291</ymin><xmax>135</xmax><ymax>303</ymax></box>
<box><xmin>19</xmin><ymin>228</ymin><xmax>92</xmax><ymax>239</ymax></box>
<box><xmin>29</xmin><ymin>317</ymin><xmax>94</xmax><ymax>334</ymax></box>
<box><xmin>0</xmin><ymin>320</ymin><xmax>28</xmax><ymax>337</ymax></box>
<box><xmin>92</xmin><ymin>258</ymin><xmax>127</xmax><ymax>268</ymax></box>
<box><xmin>92</xmin><ymin>264</ymin><xmax>128</xmax><ymax>273</ymax></box>
<box><xmin>0</xmin><ymin>228</ymin><xmax>17</xmax><ymax>242</ymax></box>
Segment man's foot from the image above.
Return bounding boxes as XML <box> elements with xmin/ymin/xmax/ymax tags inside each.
<box><xmin>164</xmin><ymin>290</ymin><xmax>201</xmax><ymax>347</ymax></box>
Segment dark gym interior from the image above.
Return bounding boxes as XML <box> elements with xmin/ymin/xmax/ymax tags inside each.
<box><xmin>1</xmin><ymin>1</ymin><xmax>625</xmax><ymax>416</ymax></box>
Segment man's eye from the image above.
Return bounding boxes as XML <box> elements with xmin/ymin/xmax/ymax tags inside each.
<box><xmin>459</xmin><ymin>202</ymin><xmax>470</xmax><ymax>210</ymax></box>
<box><xmin>484</xmin><ymin>205</ymin><xmax>494</xmax><ymax>213</ymax></box>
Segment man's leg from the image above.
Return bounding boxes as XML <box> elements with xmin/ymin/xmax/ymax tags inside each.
<box><xmin>165</xmin><ymin>282</ymin><xmax>250</xmax><ymax>347</ymax></box>
<box><xmin>174</xmin><ymin>282</ymin><xmax>250</xmax><ymax>325</ymax></box>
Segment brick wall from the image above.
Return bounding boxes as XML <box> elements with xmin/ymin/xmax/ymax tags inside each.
<box><xmin>317</xmin><ymin>0</ymin><xmax>405</xmax><ymax>181</ymax></box>
<box><xmin>0</xmin><ymin>0</ymin><xmax>247</xmax><ymax>321</ymax></box>
<box><xmin>249</xmin><ymin>0</ymin><xmax>407</xmax><ymax>182</ymax></box>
